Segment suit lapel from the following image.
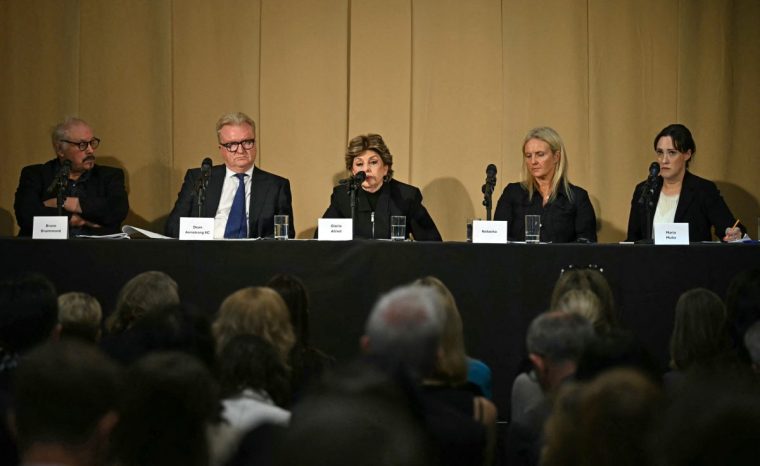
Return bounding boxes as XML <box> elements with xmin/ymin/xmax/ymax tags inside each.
<box><xmin>674</xmin><ymin>172</ymin><xmax>695</xmax><ymax>222</ymax></box>
<box><xmin>204</xmin><ymin>165</ymin><xmax>226</xmax><ymax>217</ymax></box>
<box><xmin>249</xmin><ymin>168</ymin><xmax>270</xmax><ymax>235</ymax></box>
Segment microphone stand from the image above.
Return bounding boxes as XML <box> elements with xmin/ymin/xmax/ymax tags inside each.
<box><xmin>348</xmin><ymin>177</ymin><xmax>361</xmax><ymax>225</ymax></box>
<box><xmin>55</xmin><ymin>165</ymin><xmax>70</xmax><ymax>216</ymax></box>
<box><xmin>637</xmin><ymin>177</ymin><xmax>659</xmax><ymax>243</ymax></box>
<box><xmin>482</xmin><ymin>178</ymin><xmax>495</xmax><ymax>220</ymax></box>
<box><xmin>194</xmin><ymin>172</ymin><xmax>210</xmax><ymax>217</ymax></box>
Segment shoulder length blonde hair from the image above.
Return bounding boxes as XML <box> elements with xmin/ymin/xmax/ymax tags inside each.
<box><xmin>213</xmin><ymin>287</ymin><xmax>295</xmax><ymax>366</ymax></box>
<box><xmin>520</xmin><ymin>127</ymin><xmax>572</xmax><ymax>203</ymax></box>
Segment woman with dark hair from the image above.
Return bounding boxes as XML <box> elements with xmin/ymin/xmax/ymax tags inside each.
<box><xmin>626</xmin><ymin>123</ymin><xmax>743</xmax><ymax>242</ymax></box>
<box><xmin>267</xmin><ymin>274</ymin><xmax>334</xmax><ymax>397</ymax></box>
<box><xmin>320</xmin><ymin>134</ymin><xmax>441</xmax><ymax>241</ymax></box>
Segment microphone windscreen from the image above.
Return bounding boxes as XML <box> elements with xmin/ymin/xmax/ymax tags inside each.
<box><xmin>486</xmin><ymin>163</ymin><xmax>497</xmax><ymax>176</ymax></box>
<box><xmin>355</xmin><ymin>171</ymin><xmax>367</xmax><ymax>182</ymax></box>
<box><xmin>648</xmin><ymin>161</ymin><xmax>660</xmax><ymax>177</ymax></box>
<box><xmin>201</xmin><ymin>157</ymin><xmax>213</xmax><ymax>169</ymax></box>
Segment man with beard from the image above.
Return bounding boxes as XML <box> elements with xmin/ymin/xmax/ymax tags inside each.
<box><xmin>14</xmin><ymin>117</ymin><xmax>129</xmax><ymax>236</ymax></box>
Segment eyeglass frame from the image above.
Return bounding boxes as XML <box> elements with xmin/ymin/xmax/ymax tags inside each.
<box><xmin>220</xmin><ymin>138</ymin><xmax>256</xmax><ymax>153</ymax></box>
<box><xmin>61</xmin><ymin>138</ymin><xmax>101</xmax><ymax>151</ymax></box>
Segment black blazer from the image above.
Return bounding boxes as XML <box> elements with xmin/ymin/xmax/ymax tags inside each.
<box><xmin>321</xmin><ymin>179</ymin><xmax>442</xmax><ymax>241</ymax></box>
<box><xmin>14</xmin><ymin>159</ymin><xmax>129</xmax><ymax>236</ymax></box>
<box><xmin>626</xmin><ymin>170</ymin><xmax>741</xmax><ymax>242</ymax></box>
<box><xmin>493</xmin><ymin>182</ymin><xmax>597</xmax><ymax>243</ymax></box>
<box><xmin>165</xmin><ymin>165</ymin><xmax>294</xmax><ymax>238</ymax></box>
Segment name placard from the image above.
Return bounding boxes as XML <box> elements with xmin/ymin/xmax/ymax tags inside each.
<box><xmin>654</xmin><ymin>223</ymin><xmax>689</xmax><ymax>245</ymax></box>
<box><xmin>32</xmin><ymin>216</ymin><xmax>68</xmax><ymax>239</ymax></box>
<box><xmin>318</xmin><ymin>218</ymin><xmax>353</xmax><ymax>241</ymax></box>
<box><xmin>472</xmin><ymin>220</ymin><xmax>508</xmax><ymax>244</ymax></box>
<box><xmin>179</xmin><ymin>217</ymin><xmax>215</xmax><ymax>240</ymax></box>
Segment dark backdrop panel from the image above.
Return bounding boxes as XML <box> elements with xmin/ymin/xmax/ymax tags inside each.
<box><xmin>2</xmin><ymin>238</ymin><xmax>758</xmax><ymax>419</ymax></box>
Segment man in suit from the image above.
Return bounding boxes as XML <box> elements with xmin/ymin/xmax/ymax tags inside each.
<box><xmin>13</xmin><ymin>117</ymin><xmax>129</xmax><ymax>236</ymax></box>
<box><xmin>165</xmin><ymin>112</ymin><xmax>294</xmax><ymax>239</ymax></box>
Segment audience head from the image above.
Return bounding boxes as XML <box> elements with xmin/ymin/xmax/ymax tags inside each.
<box><xmin>551</xmin><ymin>267</ymin><xmax>618</xmax><ymax>333</ymax></box>
<box><xmin>652</xmin><ymin>370</ymin><xmax>760</xmax><ymax>466</ymax></box>
<box><xmin>106</xmin><ymin>271</ymin><xmax>179</xmax><ymax>334</ymax></box>
<box><xmin>725</xmin><ymin>268</ymin><xmax>760</xmax><ymax>362</ymax></box>
<box><xmin>217</xmin><ymin>334</ymin><xmax>291</xmax><ymax>407</ymax></box>
<box><xmin>267</xmin><ymin>274</ymin><xmax>311</xmax><ymax>347</ymax></box>
<box><xmin>362</xmin><ymin>284</ymin><xmax>443</xmax><ymax>379</ymax></box>
<box><xmin>743</xmin><ymin>320</ymin><xmax>760</xmax><ymax>373</ymax></box>
<box><xmin>0</xmin><ymin>274</ymin><xmax>58</xmax><ymax>353</ymax></box>
<box><xmin>526</xmin><ymin>311</ymin><xmax>593</xmax><ymax>391</ymax></box>
<box><xmin>110</xmin><ymin>351</ymin><xmax>219</xmax><ymax>466</ymax></box>
<box><xmin>414</xmin><ymin>276</ymin><xmax>468</xmax><ymax>385</ymax></box>
<box><xmin>213</xmin><ymin>286</ymin><xmax>295</xmax><ymax>366</ymax></box>
<box><xmin>669</xmin><ymin>288</ymin><xmax>730</xmax><ymax>371</ymax></box>
<box><xmin>12</xmin><ymin>340</ymin><xmax>120</xmax><ymax>462</ymax></box>
<box><xmin>102</xmin><ymin>303</ymin><xmax>216</xmax><ymax>371</ymax></box>
<box><xmin>57</xmin><ymin>291</ymin><xmax>103</xmax><ymax>343</ymax></box>
<box><xmin>543</xmin><ymin>369</ymin><xmax>663</xmax><ymax>466</ymax></box>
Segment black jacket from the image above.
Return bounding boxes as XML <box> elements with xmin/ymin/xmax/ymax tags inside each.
<box><xmin>165</xmin><ymin>165</ymin><xmax>294</xmax><ymax>238</ymax></box>
<box><xmin>321</xmin><ymin>179</ymin><xmax>442</xmax><ymax>241</ymax></box>
<box><xmin>626</xmin><ymin>170</ymin><xmax>741</xmax><ymax>242</ymax></box>
<box><xmin>14</xmin><ymin>158</ymin><xmax>129</xmax><ymax>236</ymax></box>
<box><xmin>493</xmin><ymin>182</ymin><xmax>597</xmax><ymax>243</ymax></box>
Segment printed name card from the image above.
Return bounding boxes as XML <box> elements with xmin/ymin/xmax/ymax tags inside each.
<box><xmin>179</xmin><ymin>217</ymin><xmax>215</xmax><ymax>240</ymax></box>
<box><xmin>472</xmin><ymin>220</ymin><xmax>508</xmax><ymax>244</ymax></box>
<box><xmin>654</xmin><ymin>223</ymin><xmax>689</xmax><ymax>245</ymax></box>
<box><xmin>32</xmin><ymin>216</ymin><xmax>68</xmax><ymax>239</ymax></box>
<box><xmin>318</xmin><ymin>218</ymin><xmax>353</xmax><ymax>241</ymax></box>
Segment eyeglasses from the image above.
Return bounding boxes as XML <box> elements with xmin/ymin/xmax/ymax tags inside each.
<box><xmin>220</xmin><ymin>139</ymin><xmax>256</xmax><ymax>153</ymax></box>
<box><xmin>62</xmin><ymin>138</ymin><xmax>101</xmax><ymax>151</ymax></box>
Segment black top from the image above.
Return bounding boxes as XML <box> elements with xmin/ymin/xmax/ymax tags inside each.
<box><xmin>626</xmin><ymin>170</ymin><xmax>742</xmax><ymax>242</ymax></box>
<box><xmin>493</xmin><ymin>182</ymin><xmax>597</xmax><ymax>243</ymax></box>
<box><xmin>165</xmin><ymin>165</ymin><xmax>294</xmax><ymax>239</ymax></box>
<box><xmin>320</xmin><ymin>179</ymin><xmax>442</xmax><ymax>241</ymax></box>
<box><xmin>14</xmin><ymin>158</ymin><xmax>129</xmax><ymax>236</ymax></box>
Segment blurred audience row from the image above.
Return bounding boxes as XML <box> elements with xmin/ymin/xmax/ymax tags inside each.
<box><xmin>0</xmin><ymin>265</ymin><xmax>759</xmax><ymax>466</ymax></box>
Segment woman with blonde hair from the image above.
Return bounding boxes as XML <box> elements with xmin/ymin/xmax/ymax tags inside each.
<box><xmin>494</xmin><ymin>127</ymin><xmax>597</xmax><ymax>242</ymax></box>
<box><xmin>212</xmin><ymin>286</ymin><xmax>295</xmax><ymax>366</ymax></box>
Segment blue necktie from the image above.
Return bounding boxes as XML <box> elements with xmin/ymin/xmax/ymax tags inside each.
<box><xmin>224</xmin><ymin>173</ymin><xmax>248</xmax><ymax>238</ymax></box>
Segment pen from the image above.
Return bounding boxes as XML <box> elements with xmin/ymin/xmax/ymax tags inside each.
<box><xmin>731</xmin><ymin>219</ymin><xmax>740</xmax><ymax>230</ymax></box>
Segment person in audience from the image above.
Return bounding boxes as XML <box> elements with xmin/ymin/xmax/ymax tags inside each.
<box><xmin>105</xmin><ymin>270</ymin><xmax>180</xmax><ymax>334</ymax></box>
<box><xmin>11</xmin><ymin>340</ymin><xmax>121</xmax><ymax>466</ymax></box>
<box><xmin>542</xmin><ymin>368</ymin><xmax>663</xmax><ymax>466</ymax></box>
<box><xmin>213</xmin><ymin>286</ymin><xmax>295</xmax><ymax>367</ymax></box>
<box><xmin>13</xmin><ymin>117</ymin><xmax>129</xmax><ymax>237</ymax></box>
<box><xmin>725</xmin><ymin>268</ymin><xmax>760</xmax><ymax>362</ymax></box>
<box><xmin>267</xmin><ymin>274</ymin><xmax>335</xmax><ymax>397</ymax></box>
<box><xmin>0</xmin><ymin>274</ymin><xmax>60</xmax><ymax>465</ymax></box>
<box><xmin>109</xmin><ymin>351</ymin><xmax>219</xmax><ymax>466</ymax></box>
<box><xmin>57</xmin><ymin>291</ymin><xmax>102</xmax><ymax>343</ymax></box>
<box><xmin>744</xmin><ymin>320</ymin><xmax>760</xmax><ymax>374</ymax></box>
<box><xmin>506</xmin><ymin>311</ymin><xmax>593</xmax><ymax>466</ymax></box>
<box><xmin>513</xmin><ymin>267</ymin><xmax>618</xmax><ymax>428</ymax></box>
<box><xmin>667</xmin><ymin>288</ymin><xmax>734</xmax><ymax>380</ymax></box>
<box><xmin>414</xmin><ymin>276</ymin><xmax>493</xmax><ymax>399</ymax></box>
<box><xmin>320</xmin><ymin>133</ymin><xmax>442</xmax><ymax>241</ymax></box>
<box><xmin>651</xmin><ymin>369</ymin><xmax>760</xmax><ymax>466</ymax></box>
<box><xmin>494</xmin><ymin>126</ymin><xmax>597</xmax><ymax>242</ymax></box>
<box><xmin>101</xmin><ymin>303</ymin><xmax>216</xmax><ymax>371</ymax></box>
<box><xmin>209</xmin><ymin>334</ymin><xmax>291</xmax><ymax>466</ymax></box>
<box><xmin>361</xmin><ymin>284</ymin><xmax>490</xmax><ymax>466</ymax></box>
<box><xmin>626</xmin><ymin>123</ymin><xmax>743</xmax><ymax>242</ymax></box>
<box><xmin>166</xmin><ymin>111</ymin><xmax>295</xmax><ymax>239</ymax></box>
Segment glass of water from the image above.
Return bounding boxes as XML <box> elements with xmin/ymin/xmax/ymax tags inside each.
<box><xmin>525</xmin><ymin>215</ymin><xmax>540</xmax><ymax>243</ymax></box>
<box><xmin>391</xmin><ymin>215</ymin><xmax>406</xmax><ymax>241</ymax></box>
<box><xmin>274</xmin><ymin>214</ymin><xmax>289</xmax><ymax>240</ymax></box>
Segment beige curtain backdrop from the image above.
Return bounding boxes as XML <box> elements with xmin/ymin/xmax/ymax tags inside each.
<box><xmin>1</xmin><ymin>0</ymin><xmax>758</xmax><ymax>241</ymax></box>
